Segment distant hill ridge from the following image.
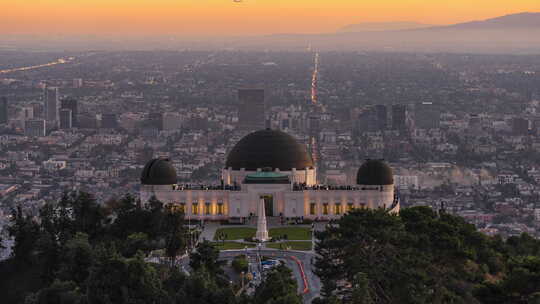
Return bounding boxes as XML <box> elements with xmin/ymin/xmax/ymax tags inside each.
<box><xmin>338</xmin><ymin>22</ymin><xmax>433</xmax><ymax>32</ymax></box>
<box><xmin>432</xmin><ymin>12</ymin><xmax>540</xmax><ymax>30</ymax></box>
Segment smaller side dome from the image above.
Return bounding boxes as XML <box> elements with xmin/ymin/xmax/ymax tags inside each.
<box><xmin>356</xmin><ymin>159</ymin><xmax>394</xmax><ymax>185</ymax></box>
<box><xmin>141</xmin><ymin>158</ymin><xmax>177</xmax><ymax>185</ymax></box>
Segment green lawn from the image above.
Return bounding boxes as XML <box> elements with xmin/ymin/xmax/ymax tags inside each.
<box><xmin>214</xmin><ymin>227</ymin><xmax>256</xmax><ymax>240</ymax></box>
<box><xmin>266</xmin><ymin>241</ymin><xmax>312</xmax><ymax>251</ymax></box>
<box><xmin>269</xmin><ymin>227</ymin><xmax>312</xmax><ymax>240</ymax></box>
<box><xmin>213</xmin><ymin>241</ymin><xmax>256</xmax><ymax>250</ymax></box>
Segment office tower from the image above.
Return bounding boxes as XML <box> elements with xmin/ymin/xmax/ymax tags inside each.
<box><xmin>148</xmin><ymin>113</ymin><xmax>163</xmax><ymax>131</ymax></box>
<box><xmin>22</xmin><ymin>107</ymin><xmax>34</xmax><ymax>120</ymax></box>
<box><xmin>101</xmin><ymin>113</ymin><xmax>118</xmax><ymax>129</ymax></box>
<box><xmin>357</xmin><ymin>107</ymin><xmax>378</xmax><ymax>133</ymax></box>
<box><xmin>60</xmin><ymin>98</ymin><xmax>78</xmax><ymax>127</ymax></box>
<box><xmin>25</xmin><ymin>119</ymin><xmax>46</xmax><ymax>137</ymax></box>
<box><xmin>73</xmin><ymin>78</ymin><xmax>83</xmax><ymax>88</ymax></box>
<box><xmin>238</xmin><ymin>89</ymin><xmax>265</xmax><ymax>131</ymax></box>
<box><xmin>414</xmin><ymin>102</ymin><xmax>440</xmax><ymax>129</ymax></box>
<box><xmin>44</xmin><ymin>87</ymin><xmax>59</xmax><ymax>122</ymax></box>
<box><xmin>163</xmin><ymin>112</ymin><xmax>182</xmax><ymax>130</ymax></box>
<box><xmin>391</xmin><ymin>104</ymin><xmax>408</xmax><ymax>131</ymax></box>
<box><xmin>59</xmin><ymin>109</ymin><xmax>72</xmax><ymax>129</ymax></box>
<box><xmin>308</xmin><ymin>114</ymin><xmax>320</xmax><ymax>135</ymax></box>
<box><xmin>31</xmin><ymin>102</ymin><xmax>44</xmax><ymax>118</ymax></box>
<box><xmin>0</xmin><ymin>96</ymin><xmax>7</xmax><ymax>124</ymax></box>
<box><xmin>374</xmin><ymin>105</ymin><xmax>387</xmax><ymax>130</ymax></box>
<box><xmin>78</xmin><ymin>114</ymin><xmax>97</xmax><ymax>129</ymax></box>
<box><xmin>511</xmin><ymin>117</ymin><xmax>529</xmax><ymax>135</ymax></box>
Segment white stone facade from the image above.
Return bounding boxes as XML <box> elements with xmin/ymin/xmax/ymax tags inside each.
<box><xmin>140</xmin><ymin>182</ymin><xmax>398</xmax><ymax>221</ymax></box>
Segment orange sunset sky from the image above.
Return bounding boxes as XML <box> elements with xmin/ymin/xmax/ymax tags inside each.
<box><xmin>1</xmin><ymin>0</ymin><xmax>539</xmax><ymax>36</ymax></box>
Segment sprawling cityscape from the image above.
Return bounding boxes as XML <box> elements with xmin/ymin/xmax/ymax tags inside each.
<box><xmin>2</xmin><ymin>3</ymin><xmax>540</xmax><ymax>303</ymax></box>
<box><xmin>2</xmin><ymin>51</ymin><xmax>539</xmax><ymax>237</ymax></box>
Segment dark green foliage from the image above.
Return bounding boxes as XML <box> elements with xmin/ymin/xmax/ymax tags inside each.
<box><xmin>232</xmin><ymin>255</ymin><xmax>249</xmax><ymax>273</ymax></box>
<box><xmin>8</xmin><ymin>205</ymin><xmax>41</xmax><ymax>264</ymax></box>
<box><xmin>189</xmin><ymin>240</ymin><xmax>224</xmax><ymax>274</ymax></box>
<box><xmin>25</xmin><ymin>280</ymin><xmax>84</xmax><ymax>304</ymax></box>
<box><xmin>315</xmin><ymin>207</ymin><xmax>540</xmax><ymax>304</ymax></box>
<box><xmin>0</xmin><ymin>191</ymin><xmax>261</xmax><ymax>304</ymax></box>
<box><xmin>253</xmin><ymin>265</ymin><xmax>302</xmax><ymax>304</ymax></box>
<box><xmin>57</xmin><ymin>233</ymin><xmax>94</xmax><ymax>286</ymax></box>
<box><xmin>86</xmin><ymin>252</ymin><xmax>166</xmax><ymax>304</ymax></box>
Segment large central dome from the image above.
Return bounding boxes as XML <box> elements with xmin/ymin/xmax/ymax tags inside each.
<box><xmin>226</xmin><ymin>129</ymin><xmax>314</xmax><ymax>171</ymax></box>
<box><xmin>356</xmin><ymin>159</ymin><xmax>394</xmax><ymax>185</ymax></box>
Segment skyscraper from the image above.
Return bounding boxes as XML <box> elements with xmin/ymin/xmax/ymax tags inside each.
<box><xmin>511</xmin><ymin>117</ymin><xmax>529</xmax><ymax>135</ymax></box>
<box><xmin>375</xmin><ymin>105</ymin><xmax>387</xmax><ymax>130</ymax></box>
<box><xmin>0</xmin><ymin>96</ymin><xmax>7</xmax><ymax>124</ymax></box>
<box><xmin>357</xmin><ymin>107</ymin><xmax>378</xmax><ymax>133</ymax></box>
<box><xmin>238</xmin><ymin>89</ymin><xmax>265</xmax><ymax>131</ymax></box>
<box><xmin>59</xmin><ymin>109</ymin><xmax>73</xmax><ymax>129</ymax></box>
<box><xmin>101</xmin><ymin>113</ymin><xmax>118</xmax><ymax>129</ymax></box>
<box><xmin>31</xmin><ymin>102</ymin><xmax>44</xmax><ymax>119</ymax></box>
<box><xmin>44</xmin><ymin>87</ymin><xmax>59</xmax><ymax>122</ymax></box>
<box><xmin>414</xmin><ymin>102</ymin><xmax>440</xmax><ymax>130</ymax></box>
<box><xmin>60</xmin><ymin>98</ymin><xmax>78</xmax><ymax>127</ymax></box>
<box><xmin>391</xmin><ymin>104</ymin><xmax>408</xmax><ymax>131</ymax></box>
<box><xmin>148</xmin><ymin>113</ymin><xmax>163</xmax><ymax>131</ymax></box>
<box><xmin>25</xmin><ymin>119</ymin><xmax>46</xmax><ymax>137</ymax></box>
<box><xmin>22</xmin><ymin>107</ymin><xmax>34</xmax><ymax>120</ymax></box>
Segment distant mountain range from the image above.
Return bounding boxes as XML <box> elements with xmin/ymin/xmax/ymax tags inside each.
<box><xmin>2</xmin><ymin>12</ymin><xmax>540</xmax><ymax>53</ymax></box>
<box><xmin>225</xmin><ymin>12</ymin><xmax>540</xmax><ymax>54</ymax></box>
<box><xmin>439</xmin><ymin>12</ymin><xmax>540</xmax><ymax>30</ymax></box>
<box><xmin>338</xmin><ymin>22</ymin><xmax>433</xmax><ymax>32</ymax></box>
<box><xmin>339</xmin><ymin>12</ymin><xmax>540</xmax><ymax>33</ymax></box>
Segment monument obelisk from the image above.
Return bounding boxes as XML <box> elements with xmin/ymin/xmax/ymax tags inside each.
<box><xmin>255</xmin><ymin>198</ymin><xmax>269</xmax><ymax>241</ymax></box>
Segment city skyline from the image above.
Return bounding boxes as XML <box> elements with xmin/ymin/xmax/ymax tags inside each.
<box><xmin>1</xmin><ymin>1</ymin><xmax>539</xmax><ymax>36</ymax></box>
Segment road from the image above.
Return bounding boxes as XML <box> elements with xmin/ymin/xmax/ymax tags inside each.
<box><xmin>0</xmin><ymin>57</ymin><xmax>75</xmax><ymax>74</ymax></box>
<box><xmin>220</xmin><ymin>249</ymin><xmax>321</xmax><ymax>303</ymax></box>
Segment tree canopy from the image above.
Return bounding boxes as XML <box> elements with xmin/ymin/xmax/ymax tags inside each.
<box><xmin>314</xmin><ymin>206</ymin><xmax>540</xmax><ymax>304</ymax></box>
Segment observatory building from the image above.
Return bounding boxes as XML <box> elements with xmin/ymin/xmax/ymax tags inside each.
<box><xmin>140</xmin><ymin>129</ymin><xmax>399</xmax><ymax>222</ymax></box>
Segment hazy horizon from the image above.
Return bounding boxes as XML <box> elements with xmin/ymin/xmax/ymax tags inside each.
<box><xmin>1</xmin><ymin>1</ymin><xmax>540</xmax><ymax>36</ymax></box>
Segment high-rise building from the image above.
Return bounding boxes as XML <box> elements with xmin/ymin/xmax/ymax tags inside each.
<box><xmin>22</xmin><ymin>107</ymin><xmax>34</xmax><ymax>120</ymax></box>
<box><xmin>101</xmin><ymin>113</ymin><xmax>118</xmax><ymax>129</ymax></box>
<box><xmin>357</xmin><ymin>107</ymin><xmax>378</xmax><ymax>133</ymax></box>
<box><xmin>25</xmin><ymin>119</ymin><xmax>46</xmax><ymax>137</ymax></box>
<box><xmin>511</xmin><ymin>117</ymin><xmax>529</xmax><ymax>136</ymax></box>
<box><xmin>59</xmin><ymin>109</ymin><xmax>73</xmax><ymax>129</ymax></box>
<box><xmin>0</xmin><ymin>96</ymin><xmax>7</xmax><ymax>124</ymax></box>
<box><xmin>238</xmin><ymin>89</ymin><xmax>265</xmax><ymax>131</ymax></box>
<box><xmin>44</xmin><ymin>87</ymin><xmax>59</xmax><ymax>122</ymax></box>
<box><xmin>148</xmin><ymin>113</ymin><xmax>163</xmax><ymax>131</ymax></box>
<box><xmin>375</xmin><ymin>105</ymin><xmax>387</xmax><ymax>130</ymax></box>
<box><xmin>60</xmin><ymin>98</ymin><xmax>78</xmax><ymax>127</ymax></box>
<box><xmin>78</xmin><ymin>114</ymin><xmax>97</xmax><ymax>129</ymax></box>
<box><xmin>73</xmin><ymin>78</ymin><xmax>83</xmax><ymax>88</ymax></box>
<box><xmin>31</xmin><ymin>102</ymin><xmax>44</xmax><ymax>119</ymax></box>
<box><xmin>414</xmin><ymin>102</ymin><xmax>440</xmax><ymax>129</ymax></box>
<box><xmin>163</xmin><ymin>112</ymin><xmax>182</xmax><ymax>130</ymax></box>
<box><xmin>391</xmin><ymin>104</ymin><xmax>408</xmax><ymax>131</ymax></box>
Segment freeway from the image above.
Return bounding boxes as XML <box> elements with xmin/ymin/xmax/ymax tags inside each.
<box><xmin>0</xmin><ymin>57</ymin><xmax>75</xmax><ymax>74</ymax></box>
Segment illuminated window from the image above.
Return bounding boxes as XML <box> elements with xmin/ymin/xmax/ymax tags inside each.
<box><xmin>335</xmin><ymin>203</ymin><xmax>342</xmax><ymax>215</ymax></box>
<box><xmin>217</xmin><ymin>203</ymin><xmax>224</xmax><ymax>215</ymax></box>
<box><xmin>323</xmin><ymin>203</ymin><xmax>329</xmax><ymax>215</ymax></box>
<box><xmin>310</xmin><ymin>203</ymin><xmax>316</xmax><ymax>215</ymax></box>
<box><xmin>205</xmin><ymin>203</ymin><xmax>211</xmax><ymax>215</ymax></box>
<box><xmin>192</xmin><ymin>203</ymin><xmax>199</xmax><ymax>215</ymax></box>
<box><xmin>179</xmin><ymin>202</ymin><xmax>186</xmax><ymax>213</ymax></box>
<box><xmin>347</xmin><ymin>203</ymin><xmax>354</xmax><ymax>212</ymax></box>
